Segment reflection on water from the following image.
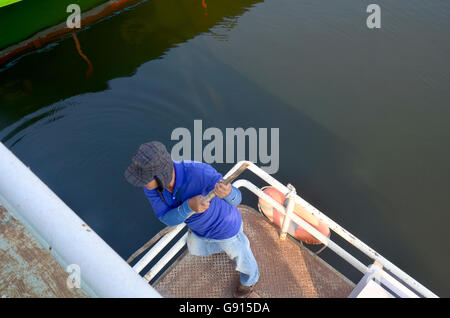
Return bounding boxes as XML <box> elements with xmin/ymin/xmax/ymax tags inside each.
<box><xmin>0</xmin><ymin>0</ymin><xmax>262</xmax><ymax>129</ymax></box>
<box><xmin>202</xmin><ymin>0</ymin><xmax>208</xmax><ymax>16</ymax></box>
<box><xmin>0</xmin><ymin>79</ymin><xmax>32</xmax><ymax>103</ymax></box>
<box><xmin>72</xmin><ymin>32</ymin><xmax>94</xmax><ymax>78</ymax></box>
<box><xmin>0</xmin><ymin>0</ymin><xmax>449</xmax><ymax>296</ymax></box>
<box><xmin>120</xmin><ymin>17</ymin><xmax>150</xmax><ymax>46</ymax></box>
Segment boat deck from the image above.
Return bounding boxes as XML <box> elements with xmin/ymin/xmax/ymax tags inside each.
<box><xmin>0</xmin><ymin>203</ymin><xmax>88</xmax><ymax>298</ymax></box>
<box><xmin>153</xmin><ymin>205</ymin><xmax>355</xmax><ymax>298</ymax></box>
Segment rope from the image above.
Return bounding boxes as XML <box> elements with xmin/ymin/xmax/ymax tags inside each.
<box><xmin>72</xmin><ymin>32</ymin><xmax>93</xmax><ymax>77</ymax></box>
<box><xmin>202</xmin><ymin>0</ymin><xmax>207</xmax><ymax>16</ymax></box>
<box><xmin>314</xmin><ymin>231</ymin><xmax>331</xmax><ymax>255</ymax></box>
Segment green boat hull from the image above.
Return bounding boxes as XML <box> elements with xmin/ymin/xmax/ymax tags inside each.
<box><xmin>0</xmin><ymin>0</ymin><xmax>109</xmax><ymax>50</ymax></box>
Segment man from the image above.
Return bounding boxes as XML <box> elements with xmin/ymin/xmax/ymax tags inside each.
<box><xmin>124</xmin><ymin>141</ymin><xmax>259</xmax><ymax>298</ymax></box>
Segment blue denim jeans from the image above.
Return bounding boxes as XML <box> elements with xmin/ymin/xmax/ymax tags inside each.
<box><xmin>187</xmin><ymin>225</ymin><xmax>259</xmax><ymax>286</ymax></box>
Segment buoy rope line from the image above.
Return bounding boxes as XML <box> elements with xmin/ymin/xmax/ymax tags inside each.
<box><xmin>313</xmin><ymin>232</ymin><xmax>330</xmax><ymax>256</ymax></box>
<box><xmin>72</xmin><ymin>31</ymin><xmax>93</xmax><ymax>77</ymax></box>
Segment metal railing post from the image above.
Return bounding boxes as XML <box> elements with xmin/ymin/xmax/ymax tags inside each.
<box><xmin>280</xmin><ymin>184</ymin><xmax>296</xmax><ymax>240</ymax></box>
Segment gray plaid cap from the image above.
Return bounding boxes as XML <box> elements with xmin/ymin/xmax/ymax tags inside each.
<box><xmin>124</xmin><ymin>141</ymin><xmax>173</xmax><ymax>188</ymax></box>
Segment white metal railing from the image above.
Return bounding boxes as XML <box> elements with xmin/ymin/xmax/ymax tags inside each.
<box><xmin>143</xmin><ymin>232</ymin><xmax>188</xmax><ymax>282</ymax></box>
<box><xmin>133</xmin><ymin>161</ymin><xmax>438</xmax><ymax>298</ymax></box>
<box><xmin>133</xmin><ymin>223</ymin><xmax>185</xmax><ymax>274</ymax></box>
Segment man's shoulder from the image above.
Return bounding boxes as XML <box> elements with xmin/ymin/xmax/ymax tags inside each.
<box><xmin>143</xmin><ymin>187</ymin><xmax>158</xmax><ymax>199</ymax></box>
<box><xmin>179</xmin><ymin>160</ymin><xmax>216</xmax><ymax>174</ymax></box>
<box><xmin>179</xmin><ymin>161</ymin><xmax>222</xmax><ymax>188</ymax></box>
<box><xmin>143</xmin><ymin>187</ymin><xmax>150</xmax><ymax>194</ymax></box>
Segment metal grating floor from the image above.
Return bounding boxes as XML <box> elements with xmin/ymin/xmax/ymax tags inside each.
<box><xmin>153</xmin><ymin>205</ymin><xmax>355</xmax><ymax>298</ymax></box>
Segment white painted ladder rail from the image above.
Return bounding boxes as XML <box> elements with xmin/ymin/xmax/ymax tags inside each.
<box><xmin>132</xmin><ymin>160</ymin><xmax>438</xmax><ymax>298</ymax></box>
<box><xmin>132</xmin><ymin>223</ymin><xmax>186</xmax><ymax>274</ymax></box>
<box><xmin>131</xmin><ymin>223</ymin><xmax>189</xmax><ymax>283</ymax></box>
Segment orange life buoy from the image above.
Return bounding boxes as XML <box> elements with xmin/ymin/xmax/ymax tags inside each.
<box><xmin>258</xmin><ymin>187</ymin><xmax>330</xmax><ymax>245</ymax></box>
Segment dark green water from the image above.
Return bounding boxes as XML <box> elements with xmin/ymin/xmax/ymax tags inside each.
<box><xmin>1</xmin><ymin>0</ymin><xmax>449</xmax><ymax>296</ymax></box>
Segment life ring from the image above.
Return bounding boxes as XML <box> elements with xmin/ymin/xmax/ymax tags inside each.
<box><xmin>258</xmin><ymin>186</ymin><xmax>330</xmax><ymax>245</ymax></box>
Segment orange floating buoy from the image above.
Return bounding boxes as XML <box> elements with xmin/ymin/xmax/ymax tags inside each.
<box><xmin>258</xmin><ymin>187</ymin><xmax>330</xmax><ymax>245</ymax></box>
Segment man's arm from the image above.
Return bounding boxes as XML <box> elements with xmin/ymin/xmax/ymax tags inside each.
<box><xmin>214</xmin><ymin>179</ymin><xmax>242</xmax><ymax>206</ymax></box>
<box><xmin>203</xmin><ymin>164</ymin><xmax>242</xmax><ymax>206</ymax></box>
<box><xmin>144</xmin><ymin>189</ymin><xmax>194</xmax><ymax>226</ymax></box>
<box><xmin>158</xmin><ymin>195</ymin><xmax>210</xmax><ymax>226</ymax></box>
<box><xmin>223</xmin><ymin>186</ymin><xmax>242</xmax><ymax>206</ymax></box>
<box><xmin>158</xmin><ymin>200</ymin><xmax>192</xmax><ymax>226</ymax></box>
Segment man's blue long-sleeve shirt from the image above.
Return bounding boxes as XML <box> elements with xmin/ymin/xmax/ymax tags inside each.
<box><xmin>143</xmin><ymin>161</ymin><xmax>242</xmax><ymax>240</ymax></box>
<box><xmin>158</xmin><ymin>186</ymin><xmax>242</xmax><ymax>226</ymax></box>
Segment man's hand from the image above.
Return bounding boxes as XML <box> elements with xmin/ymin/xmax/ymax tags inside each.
<box><xmin>214</xmin><ymin>180</ymin><xmax>231</xmax><ymax>199</ymax></box>
<box><xmin>188</xmin><ymin>195</ymin><xmax>210</xmax><ymax>213</ymax></box>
